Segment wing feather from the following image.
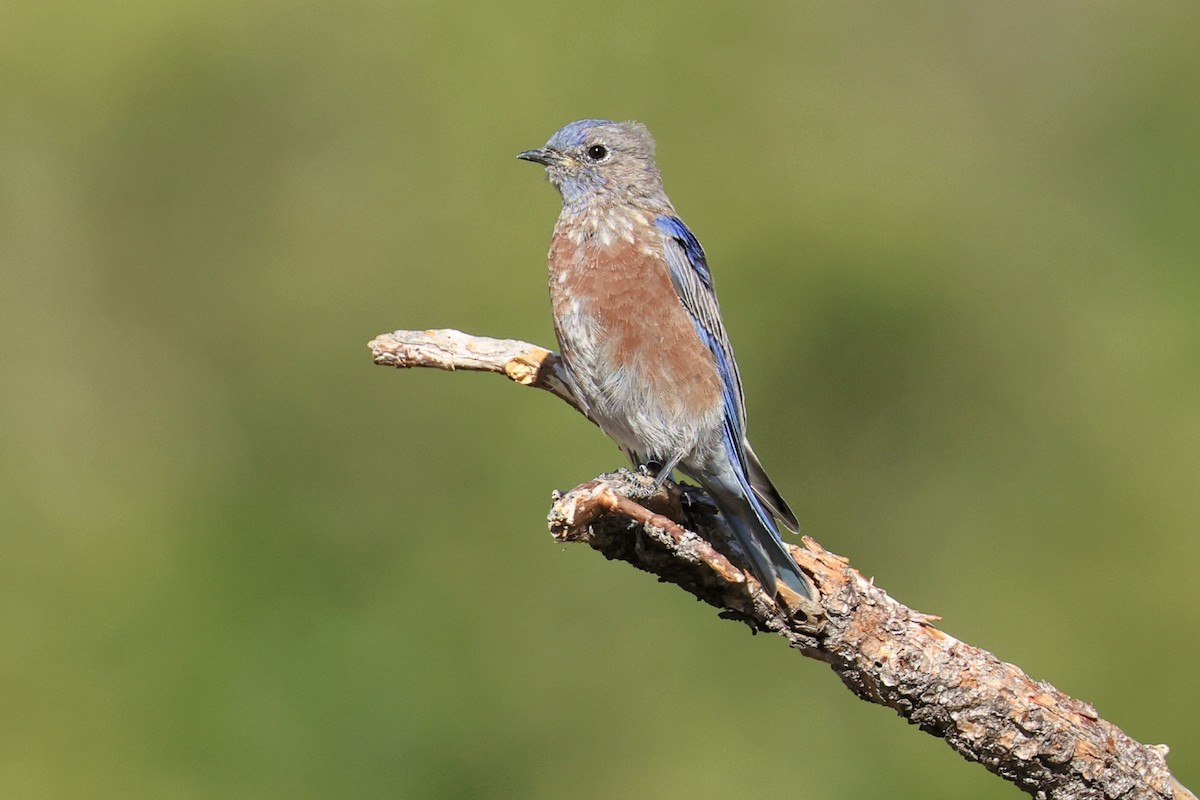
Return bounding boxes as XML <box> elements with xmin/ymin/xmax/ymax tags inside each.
<box><xmin>655</xmin><ymin>215</ymin><xmax>798</xmax><ymax>531</ymax></box>
<box><xmin>655</xmin><ymin>216</ymin><xmax>747</xmax><ymax>439</ymax></box>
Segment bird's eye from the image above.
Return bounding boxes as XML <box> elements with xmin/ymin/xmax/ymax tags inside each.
<box><xmin>586</xmin><ymin>144</ymin><xmax>609</xmax><ymax>161</ymax></box>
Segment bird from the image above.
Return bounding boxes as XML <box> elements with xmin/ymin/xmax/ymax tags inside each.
<box><xmin>518</xmin><ymin>119</ymin><xmax>814</xmax><ymax>601</ymax></box>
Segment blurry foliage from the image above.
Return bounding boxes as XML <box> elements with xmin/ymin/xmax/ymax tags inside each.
<box><xmin>1</xmin><ymin>1</ymin><xmax>1197</xmax><ymax>797</ymax></box>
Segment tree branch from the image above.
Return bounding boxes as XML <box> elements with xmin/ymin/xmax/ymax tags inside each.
<box><xmin>370</xmin><ymin>327</ymin><xmax>1194</xmax><ymax>800</ymax></box>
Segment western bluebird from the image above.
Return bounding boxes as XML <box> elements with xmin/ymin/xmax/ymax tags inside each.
<box><xmin>518</xmin><ymin>119</ymin><xmax>814</xmax><ymax>601</ymax></box>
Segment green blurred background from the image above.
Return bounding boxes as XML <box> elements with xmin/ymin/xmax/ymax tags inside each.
<box><xmin>2</xmin><ymin>1</ymin><xmax>1197</xmax><ymax>797</ymax></box>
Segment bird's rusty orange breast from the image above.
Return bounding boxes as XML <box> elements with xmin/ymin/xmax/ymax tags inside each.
<box><xmin>548</xmin><ymin>227</ymin><xmax>723</xmax><ymax>418</ymax></box>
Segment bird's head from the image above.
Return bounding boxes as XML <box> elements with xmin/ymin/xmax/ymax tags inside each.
<box><xmin>518</xmin><ymin>119</ymin><xmax>665</xmax><ymax>208</ymax></box>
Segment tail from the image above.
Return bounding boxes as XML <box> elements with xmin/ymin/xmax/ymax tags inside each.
<box><xmin>710</xmin><ymin>489</ymin><xmax>814</xmax><ymax>600</ymax></box>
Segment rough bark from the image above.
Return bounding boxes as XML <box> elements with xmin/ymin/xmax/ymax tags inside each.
<box><xmin>370</xmin><ymin>327</ymin><xmax>1194</xmax><ymax>800</ymax></box>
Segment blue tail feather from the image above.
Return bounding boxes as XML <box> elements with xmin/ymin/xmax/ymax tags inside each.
<box><xmin>710</xmin><ymin>483</ymin><xmax>813</xmax><ymax>600</ymax></box>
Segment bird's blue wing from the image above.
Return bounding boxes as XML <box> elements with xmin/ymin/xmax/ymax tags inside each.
<box><xmin>656</xmin><ymin>217</ymin><xmax>807</xmax><ymax>596</ymax></box>
<box><xmin>654</xmin><ymin>215</ymin><xmax>748</xmax><ymax>448</ymax></box>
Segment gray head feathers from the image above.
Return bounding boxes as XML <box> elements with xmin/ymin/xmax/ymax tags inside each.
<box><xmin>518</xmin><ymin>119</ymin><xmax>667</xmax><ymax>208</ymax></box>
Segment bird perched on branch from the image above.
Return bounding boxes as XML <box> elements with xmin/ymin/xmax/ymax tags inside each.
<box><xmin>518</xmin><ymin>119</ymin><xmax>813</xmax><ymax>601</ymax></box>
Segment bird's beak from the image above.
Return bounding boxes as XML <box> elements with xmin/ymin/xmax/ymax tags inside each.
<box><xmin>516</xmin><ymin>147</ymin><xmax>559</xmax><ymax>166</ymax></box>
